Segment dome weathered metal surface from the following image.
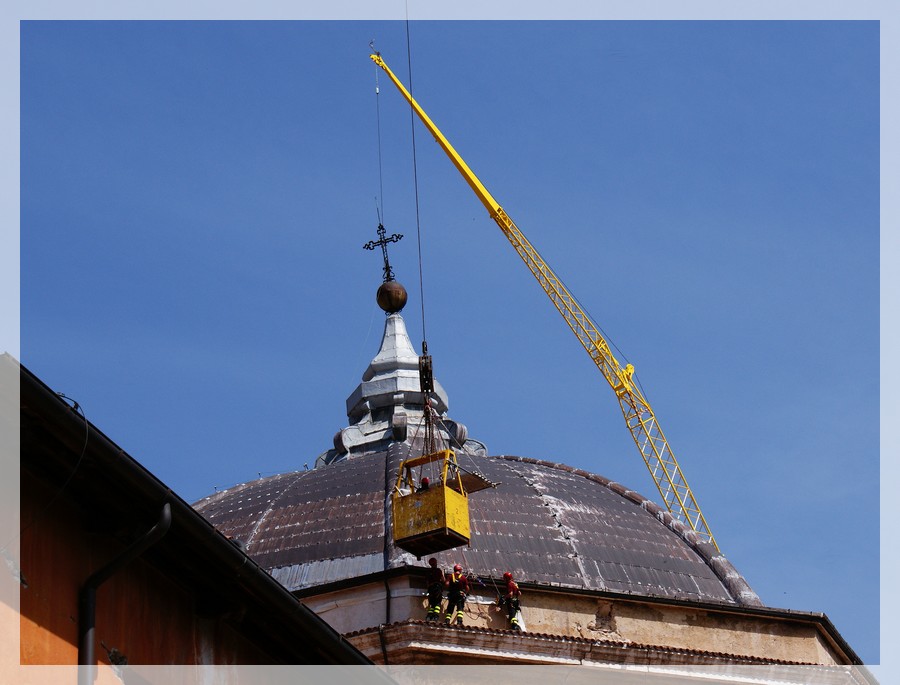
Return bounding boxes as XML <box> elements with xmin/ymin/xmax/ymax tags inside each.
<box><xmin>194</xmin><ymin>444</ymin><xmax>760</xmax><ymax>606</ymax></box>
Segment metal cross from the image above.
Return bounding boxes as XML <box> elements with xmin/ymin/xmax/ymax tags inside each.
<box><xmin>363</xmin><ymin>224</ymin><xmax>403</xmax><ymax>282</ymax></box>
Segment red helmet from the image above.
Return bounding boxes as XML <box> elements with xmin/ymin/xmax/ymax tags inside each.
<box><xmin>421</xmin><ymin>477</ymin><xmax>430</xmax><ymax>486</ymax></box>
<box><xmin>428</xmin><ymin>558</ymin><xmax>437</xmax><ymax>567</ymax></box>
<box><xmin>453</xmin><ymin>564</ymin><xmax>462</xmax><ymax>572</ymax></box>
<box><xmin>503</xmin><ymin>572</ymin><xmax>513</xmax><ymax>581</ymax></box>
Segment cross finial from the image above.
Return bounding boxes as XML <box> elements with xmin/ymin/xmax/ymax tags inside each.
<box><xmin>363</xmin><ymin>224</ymin><xmax>403</xmax><ymax>282</ymax></box>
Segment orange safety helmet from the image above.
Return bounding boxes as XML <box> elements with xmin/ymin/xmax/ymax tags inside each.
<box><xmin>503</xmin><ymin>572</ymin><xmax>513</xmax><ymax>581</ymax></box>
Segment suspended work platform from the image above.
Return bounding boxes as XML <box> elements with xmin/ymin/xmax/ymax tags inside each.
<box><xmin>391</xmin><ymin>449</ymin><xmax>496</xmax><ymax>558</ymax></box>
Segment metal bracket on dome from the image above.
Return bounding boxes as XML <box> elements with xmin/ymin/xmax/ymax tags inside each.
<box><xmin>446</xmin><ymin>463</ymin><xmax>499</xmax><ymax>494</ymax></box>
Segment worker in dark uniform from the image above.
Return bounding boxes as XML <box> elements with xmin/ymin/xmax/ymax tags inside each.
<box><xmin>417</xmin><ymin>476</ymin><xmax>430</xmax><ymax>492</ymax></box>
<box><xmin>444</xmin><ymin>563</ymin><xmax>468</xmax><ymax>625</ymax></box>
<box><xmin>425</xmin><ymin>557</ymin><xmax>444</xmax><ymax>621</ymax></box>
<box><xmin>499</xmin><ymin>571</ymin><xmax>522</xmax><ymax>631</ymax></box>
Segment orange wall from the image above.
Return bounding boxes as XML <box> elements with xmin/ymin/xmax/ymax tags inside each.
<box><xmin>19</xmin><ymin>472</ymin><xmax>269</xmax><ymax>665</ymax></box>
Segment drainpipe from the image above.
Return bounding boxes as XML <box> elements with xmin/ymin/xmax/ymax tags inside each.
<box><xmin>377</xmin><ymin>624</ymin><xmax>390</xmax><ymax>665</ymax></box>
<box><xmin>78</xmin><ymin>502</ymin><xmax>172</xmax><ymax>685</ymax></box>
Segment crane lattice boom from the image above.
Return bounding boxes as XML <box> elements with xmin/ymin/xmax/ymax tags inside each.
<box><xmin>371</xmin><ymin>52</ymin><xmax>719</xmax><ymax>551</ymax></box>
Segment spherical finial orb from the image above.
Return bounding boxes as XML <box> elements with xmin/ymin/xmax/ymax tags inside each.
<box><xmin>376</xmin><ymin>280</ymin><xmax>408</xmax><ymax>313</ymax></box>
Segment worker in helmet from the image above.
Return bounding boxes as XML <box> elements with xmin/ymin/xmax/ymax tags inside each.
<box><xmin>425</xmin><ymin>558</ymin><xmax>445</xmax><ymax>621</ymax></box>
<box><xmin>417</xmin><ymin>476</ymin><xmax>430</xmax><ymax>492</ymax></box>
<box><xmin>444</xmin><ymin>563</ymin><xmax>469</xmax><ymax>625</ymax></box>
<box><xmin>498</xmin><ymin>571</ymin><xmax>522</xmax><ymax>631</ymax></box>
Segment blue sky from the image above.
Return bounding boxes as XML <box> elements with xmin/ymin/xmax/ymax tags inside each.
<box><xmin>10</xmin><ymin>15</ymin><xmax>887</xmax><ymax>670</ymax></box>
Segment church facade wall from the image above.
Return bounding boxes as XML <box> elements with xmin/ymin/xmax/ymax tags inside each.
<box><xmin>299</xmin><ymin>572</ymin><xmax>849</xmax><ymax>666</ymax></box>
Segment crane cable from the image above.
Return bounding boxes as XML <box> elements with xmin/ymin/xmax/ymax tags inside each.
<box><xmin>373</xmin><ymin>35</ymin><xmax>436</xmax><ymax>458</ymax></box>
<box><xmin>401</xmin><ymin>25</ymin><xmax>484</xmax><ymax>573</ymax></box>
<box><xmin>385</xmin><ymin>28</ymin><xmax>485</xmax><ymax>581</ymax></box>
<box><xmin>400</xmin><ymin>28</ymin><xmax>481</xmax><ymax>573</ymax></box>
<box><xmin>371</xmin><ymin>41</ymin><xmax>387</xmax><ymax>230</ymax></box>
<box><xmin>404</xmin><ymin>19</ymin><xmax>428</xmax><ymax>349</ymax></box>
<box><xmin>400</xmin><ymin>20</ymin><xmax>440</xmax><ymax>457</ymax></box>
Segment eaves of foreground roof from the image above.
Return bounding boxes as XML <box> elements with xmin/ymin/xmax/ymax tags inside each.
<box><xmin>10</xmin><ymin>353</ymin><xmax>374</xmax><ymax>667</ymax></box>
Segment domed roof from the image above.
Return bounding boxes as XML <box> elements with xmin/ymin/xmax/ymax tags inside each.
<box><xmin>195</xmin><ymin>445</ymin><xmax>759</xmax><ymax>606</ymax></box>
<box><xmin>194</xmin><ymin>309</ymin><xmax>761</xmax><ymax>608</ymax></box>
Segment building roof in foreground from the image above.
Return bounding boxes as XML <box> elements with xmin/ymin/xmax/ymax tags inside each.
<box><xmin>10</xmin><ymin>353</ymin><xmax>372</xmax><ymax>666</ymax></box>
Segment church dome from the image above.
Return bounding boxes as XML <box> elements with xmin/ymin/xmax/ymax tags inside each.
<box><xmin>194</xmin><ymin>307</ymin><xmax>761</xmax><ymax>608</ymax></box>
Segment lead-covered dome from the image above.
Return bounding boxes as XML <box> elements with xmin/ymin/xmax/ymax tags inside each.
<box><xmin>194</xmin><ymin>311</ymin><xmax>760</xmax><ymax>607</ymax></box>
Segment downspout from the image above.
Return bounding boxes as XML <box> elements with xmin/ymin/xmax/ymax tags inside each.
<box><xmin>377</xmin><ymin>624</ymin><xmax>390</xmax><ymax>665</ymax></box>
<box><xmin>383</xmin><ymin>446</ymin><xmax>396</xmax><ymax>627</ymax></box>
<box><xmin>381</xmin><ymin>446</ymin><xmax>396</xmax><ymax>666</ymax></box>
<box><xmin>78</xmin><ymin>502</ymin><xmax>172</xmax><ymax>685</ymax></box>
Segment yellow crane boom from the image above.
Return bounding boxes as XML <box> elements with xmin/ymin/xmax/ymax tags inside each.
<box><xmin>370</xmin><ymin>53</ymin><xmax>720</xmax><ymax>552</ymax></box>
